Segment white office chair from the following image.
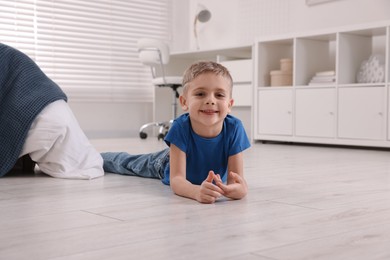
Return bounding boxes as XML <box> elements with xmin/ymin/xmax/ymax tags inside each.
<box><xmin>137</xmin><ymin>38</ymin><xmax>182</xmax><ymax>140</ymax></box>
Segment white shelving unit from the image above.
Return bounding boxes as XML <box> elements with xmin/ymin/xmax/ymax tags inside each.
<box><xmin>253</xmin><ymin>21</ymin><xmax>390</xmax><ymax>148</ymax></box>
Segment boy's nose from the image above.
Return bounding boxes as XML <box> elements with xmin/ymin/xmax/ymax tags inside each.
<box><xmin>206</xmin><ymin>95</ymin><xmax>216</xmax><ymax>105</ymax></box>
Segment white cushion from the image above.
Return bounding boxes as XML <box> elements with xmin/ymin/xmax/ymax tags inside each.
<box><xmin>137</xmin><ymin>38</ymin><xmax>170</xmax><ymax>64</ymax></box>
<box><xmin>152</xmin><ymin>76</ymin><xmax>182</xmax><ymax>86</ymax></box>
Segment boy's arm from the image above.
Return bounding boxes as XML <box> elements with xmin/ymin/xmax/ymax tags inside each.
<box><xmin>216</xmin><ymin>152</ymin><xmax>248</xmax><ymax>200</ymax></box>
<box><xmin>169</xmin><ymin>144</ymin><xmax>224</xmax><ymax>203</ymax></box>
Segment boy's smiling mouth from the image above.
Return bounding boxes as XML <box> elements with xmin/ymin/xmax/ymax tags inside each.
<box><xmin>200</xmin><ymin>109</ymin><xmax>218</xmax><ymax>115</ymax></box>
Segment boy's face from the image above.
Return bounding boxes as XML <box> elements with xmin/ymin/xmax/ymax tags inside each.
<box><xmin>179</xmin><ymin>72</ymin><xmax>234</xmax><ymax>137</ymax></box>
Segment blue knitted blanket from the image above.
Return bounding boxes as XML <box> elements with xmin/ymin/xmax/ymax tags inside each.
<box><xmin>0</xmin><ymin>43</ymin><xmax>67</xmax><ymax>177</ymax></box>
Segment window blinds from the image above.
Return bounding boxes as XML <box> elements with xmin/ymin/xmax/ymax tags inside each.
<box><xmin>0</xmin><ymin>0</ymin><xmax>171</xmax><ymax>102</ymax></box>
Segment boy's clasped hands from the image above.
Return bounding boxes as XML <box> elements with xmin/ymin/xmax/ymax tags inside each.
<box><xmin>197</xmin><ymin>170</ymin><xmax>247</xmax><ymax>204</ymax></box>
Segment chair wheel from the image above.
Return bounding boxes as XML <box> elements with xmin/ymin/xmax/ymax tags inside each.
<box><xmin>139</xmin><ymin>132</ymin><xmax>147</xmax><ymax>139</ymax></box>
<box><xmin>157</xmin><ymin>133</ymin><xmax>165</xmax><ymax>140</ymax></box>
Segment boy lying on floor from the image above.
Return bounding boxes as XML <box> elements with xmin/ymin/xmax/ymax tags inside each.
<box><xmin>102</xmin><ymin>61</ymin><xmax>251</xmax><ymax>203</ymax></box>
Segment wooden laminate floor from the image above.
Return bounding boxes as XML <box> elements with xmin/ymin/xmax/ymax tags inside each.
<box><xmin>1</xmin><ymin>138</ymin><xmax>390</xmax><ymax>260</ymax></box>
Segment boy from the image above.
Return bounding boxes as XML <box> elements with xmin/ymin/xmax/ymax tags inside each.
<box><xmin>102</xmin><ymin>61</ymin><xmax>251</xmax><ymax>203</ymax></box>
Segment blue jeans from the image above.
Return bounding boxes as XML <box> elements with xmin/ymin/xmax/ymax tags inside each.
<box><xmin>101</xmin><ymin>148</ymin><xmax>169</xmax><ymax>180</ymax></box>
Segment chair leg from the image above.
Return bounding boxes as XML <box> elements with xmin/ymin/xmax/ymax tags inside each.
<box><xmin>139</xmin><ymin>122</ymin><xmax>161</xmax><ymax>139</ymax></box>
<box><xmin>157</xmin><ymin>121</ymin><xmax>171</xmax><ymax>140</ymax></box>
<box><xmin>139</xmin><ymin>121</ymin><xmax>170</xmax><ymax>140</ymax></box>
<box><xmin>139</xmin><ymin>85</ymin><xmax>180</xmax><ymax>140</ymax></box>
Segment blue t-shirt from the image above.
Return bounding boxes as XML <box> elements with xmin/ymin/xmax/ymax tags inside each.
<box><xmin>163</xmin><ymin>113</ymin><xmax>250</xmax><ymax>185</ymax></box>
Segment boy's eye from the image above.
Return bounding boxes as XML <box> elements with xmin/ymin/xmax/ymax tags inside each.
<box><xmin>195</xmin><ymin>92</ymin><xmax>204</xmax><ymax>97</ymax></box>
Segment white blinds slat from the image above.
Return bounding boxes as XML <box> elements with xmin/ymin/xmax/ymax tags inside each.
<box><xmin>0</xmin><ymin>0</ymin><xmax>171</xmax><ymax>102</ymax></box>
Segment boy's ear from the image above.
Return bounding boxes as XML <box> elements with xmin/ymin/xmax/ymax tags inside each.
<box><xmin>228</xmin><ymin>98</ymin><xmax>234</xmax><ymax>113</ymax></box>
<box><xmin>179</xmin><ymin>95</ymin><xmax>188</xmax><ymax>111</ymax></box>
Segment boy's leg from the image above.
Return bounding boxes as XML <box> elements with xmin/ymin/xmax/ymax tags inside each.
<box><xmin>101</xmin><ymin>148</ymin><xmax>169</xmax><ymax>179</ymax></box>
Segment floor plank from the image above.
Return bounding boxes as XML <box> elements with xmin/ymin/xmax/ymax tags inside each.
<box><xmin>253</xmin><ymin>221</ymin><xmax>390</xmax><ymax>260</ymax></box>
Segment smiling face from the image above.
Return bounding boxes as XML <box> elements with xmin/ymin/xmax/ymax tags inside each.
<box><xmin>180</xmin><ymin>72</ymin><xmax>234</xmax><ymax>138</ymax></box>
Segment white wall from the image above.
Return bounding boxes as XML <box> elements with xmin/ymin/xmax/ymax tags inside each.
<box><xmin>68</xmin><ymin>101</ymin><xmax>152</xmax><ymax>139</ymax></box>
<box><xmin>172</xmin><ymin>0</ymin><xmax>390</xmax><ymax>52</ymax></box>
<box><xmin>290</xmin><ymin>0</ymin><xmax>390</xmax><ymax>33</ymax></box>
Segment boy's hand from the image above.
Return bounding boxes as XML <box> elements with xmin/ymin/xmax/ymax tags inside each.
<box><xmin>215</xmin><ymin>171</ymin><xmax>247</xmax><ymax>200</ymax></box>
<box><xmin>196</xmin><ymin>171</ymin><xmax>224</xmax><ymax>204</ymax></box>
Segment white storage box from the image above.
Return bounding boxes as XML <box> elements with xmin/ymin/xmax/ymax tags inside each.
<box><xmin>270</xmin><ymin>70</ymin><xmax>292</xmax><ymax>86</ymax></box>
<box><xmin>280</xmin><ymin>58</ymin><xmax>292</xmax><ymax>72</ymax></box>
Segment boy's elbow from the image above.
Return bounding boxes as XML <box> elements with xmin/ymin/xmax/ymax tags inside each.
<box><xmin>170</xmin><ymin>176</ymin><xmax>183</xmax><ymax>194</ymax></box>
<box><xmin>170</xmin><ymin>175</ymin><xmax>199</xmax><ymax>201</ymax></box>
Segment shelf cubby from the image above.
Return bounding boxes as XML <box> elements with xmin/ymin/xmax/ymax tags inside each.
<box><xmin>256</xmin><ymin>39</ymin><xmax>293</xmax><ymax>87</ymax></box>
<box><xmin>338</xmin><ymin>27</ymin><xmax>387</xmax><ymax>85</ymax></box>
<box><xmin>295</xmin><ymin>34</ymin><xmax>336</xmax><ymax>86</ymax></box>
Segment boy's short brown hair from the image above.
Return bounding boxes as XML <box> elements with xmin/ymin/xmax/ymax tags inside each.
<box><xmin>182</xmin><ymin>61</ymin><xmax>233</xmax><ymax>96</ymax></box>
